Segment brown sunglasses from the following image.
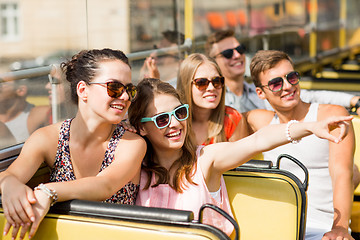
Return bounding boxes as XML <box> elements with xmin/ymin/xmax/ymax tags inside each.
<box><xmin>192</xmin><ymin>76</ymin><xmax>225</xmax><ymax>91</ymax></box>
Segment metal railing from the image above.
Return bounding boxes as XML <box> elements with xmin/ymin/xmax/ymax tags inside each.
<box><xmin>127</xmin><ymin>38</ymin><xmax>192</xmax><ymax>61</ymax></box>
<box><xmin>0</xmin><ymin>38</ymin><xmax>193</xmax><ymax>124</ymax></box>
<box><xmin>0</xmin><ymin>65</ymin><xmax>54</xmax><ymax>83</ymax></box>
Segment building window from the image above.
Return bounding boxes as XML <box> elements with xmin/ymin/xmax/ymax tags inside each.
<box><xmin>0</xmin><ymin>3</ymin><xmax>20</xmax><ymax>41</ymax></box>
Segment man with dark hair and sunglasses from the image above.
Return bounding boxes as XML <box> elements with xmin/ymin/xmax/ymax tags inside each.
<box><xmin>205</xmin><ymin>29</ymin><xmax>360</xmax><ymax>114</ymax></box>
<box><xmin>246</xmin><ymin>50</ymin><xmax>355</xmax><ymax>240</ymax></box>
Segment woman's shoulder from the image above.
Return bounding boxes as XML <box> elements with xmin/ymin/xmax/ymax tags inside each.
<box><xmin>19</xmin><ymin>122</ymin><xmax>62</xmax><ymax>162</ymax></box>
<box><xmin>30</xmin><ymin>121</ymin><xmax>62</xmax><ymax>140</ymax></box>
<box><xmin>118</xmin><ymin>130</ymin><xmax>147</xmax><ymax>148</ymax></box>
<box><xmin>114</xmin><ymin>131</ymin><xmax>147</xmax><ymax>165</ymax></box>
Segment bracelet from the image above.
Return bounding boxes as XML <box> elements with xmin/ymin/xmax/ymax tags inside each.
<box><xmin>286</xmin><ymin>120</ymin><xmax>301</xmax><ymax>144</ymax></box>
<box><xmin>34</xmin><ymin>183</ymin><xmax>58</xmax><ymax>206</ymax></box>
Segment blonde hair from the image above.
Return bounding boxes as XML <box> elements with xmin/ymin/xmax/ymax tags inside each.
<box><xmin>177</xmin><ymin>53</ymin><xmax>226</xmax><ymax>144</ymax></box>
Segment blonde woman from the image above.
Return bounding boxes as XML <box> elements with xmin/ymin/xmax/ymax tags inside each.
<box><xmin>177</xmin><ymin>53</ymin><xmax>248</xmax><ymax>145</ymax></box>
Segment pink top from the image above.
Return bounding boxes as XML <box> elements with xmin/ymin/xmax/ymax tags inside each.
<box><xmin>136</xmin><ymin>147</ymin><xmax>234</xmax><ymax>236</ymax></box>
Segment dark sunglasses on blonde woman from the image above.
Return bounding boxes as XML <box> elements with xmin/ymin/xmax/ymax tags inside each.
<box><xmin>214</xmin><ymin>45</ymin><xmax>246</xmax><ymax>59</ymax></box>
<box><xmin>141</xmin><ymin>104</ymin><xmax>189</xmax><ymax>129</ymax></box>
<box><xmin>260</xmin><ymin>71</ymin><xmax>300</xmax><ymax>92</ymax></box>
<box><xmin>89</xmin><ymin>81</ymin><xmax>138</xmax><ymax>101</ymax></box>
<box><xmin>192</xmin><ymin>76</ymin><xmax>225</xmax><ymax>91</ymax></box>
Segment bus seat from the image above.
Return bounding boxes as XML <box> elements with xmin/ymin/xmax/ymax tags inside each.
<box><xmin>0</xmin><ymin>198</ymin><xmax>230</xmax><ymax>240</ymax></box>
<box><xmin>224</xmin><ymin>154</ymin><xmax>307</xmax><ymax>240</ymax></box>
<box><xmin>1</xmin><ymin>151</ymin><xmax>232</xmax><ymax>239</ymax></box>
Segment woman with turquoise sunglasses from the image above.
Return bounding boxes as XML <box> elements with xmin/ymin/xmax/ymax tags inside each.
<box><xmin>128</xmin><ymin>78</ymin><xmax>352</xmax><ymax>236</ymax></box>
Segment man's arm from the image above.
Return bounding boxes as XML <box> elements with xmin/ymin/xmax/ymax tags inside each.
<box><xmin>301</xmin><ymin>89</ymin><xmax>360</xmax><ymax>111</ymax></box>
<box><xmin>319</xmin><ymin>104</ymin><xmax>355</xmax><ymax>240</ymax></box>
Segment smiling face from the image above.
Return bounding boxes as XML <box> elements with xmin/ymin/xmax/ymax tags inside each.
<box><xmin>256</xmin><ymin>60</ymin><xmax>301</xmax><ymax>111</ymax></box>
<box><xmin>191</xmin><ymin>63</ymin><xmax>223</xmax><ymax>111</ymax></box>
<box><xmin>211</xmin><ymin>36</ymin><xmax>246</xmax><ymax>81</ymax></box>
<box><xmin>84</xmin><ymin>59</ymin><xmax>132</xmax><ymax>124</ymax></box>
<box><xmin>141</xmin><ymin>94</ymin><xmax>186</xmax><ymax>152</ymax></box>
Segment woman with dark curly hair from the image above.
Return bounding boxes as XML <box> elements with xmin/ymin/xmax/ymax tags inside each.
<box><xmin>0</xmin><ymin>48</ymin><xmax>146</xmax><ymax>239</ymax></box>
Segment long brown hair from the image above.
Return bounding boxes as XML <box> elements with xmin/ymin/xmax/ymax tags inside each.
<box><xmin>177</xmin><ymin>53</ymin><xmax>226</xmax><ymax>144</ymax></box>
<box><xmin>128</xmin><ymin>78</ymin><xmax>198</xmax><ymax>193</ymax></box>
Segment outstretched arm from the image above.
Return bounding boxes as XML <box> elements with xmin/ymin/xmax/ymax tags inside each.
<box><xmin>301</xmin><ymin>90</ymin><xmax>360</xmax><ymax>115</ymax></box>
<box><xmin>300</xmin><ymin>89</ymin><xmax>353</xmax><ymax>107</ymax></box>
<box><xmin>201</xmin><ymin>114</ymin><xmax>353</xmax><ymax>187</ymax></box>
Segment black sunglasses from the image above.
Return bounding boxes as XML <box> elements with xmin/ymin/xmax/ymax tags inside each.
<box><xmin>141</xmin><ymin>104</ymin><xmax>189</xmax><ymax>129</ymax></box>
<box><xmin>89</xmin><ymin>81</ymin><xmax>137</xmax><ymax>101</ymax></box>
<box><xmin>260</xmin><ymin>71</ymin><xmax>300</xmax><ymax>92</ymax></box>
<box><xmin>215</xmin><ymin>45</ymin><xmax>246</xmax><ymax>59</ymax></box>
<box><xmin>192</xmin><ymin>76</ymin><xmax>225</xmax><ymax>91</ymax></box>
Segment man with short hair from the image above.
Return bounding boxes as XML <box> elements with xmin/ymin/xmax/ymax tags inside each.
<box><xmin>205</xmin><ymin>29</ymin><xmax>360</xmax><ymax>114</ymax></box>
<box><xmin>246</xmin><ymin>50</ymin><xmax>354</xmax><ymax>240</ymax></box>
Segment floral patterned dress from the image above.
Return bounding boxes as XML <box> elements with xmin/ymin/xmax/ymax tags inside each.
<box><xmin>49</xmin><ymin>119</ymin><xmax>139</xmax><ymax>204</ymax></box>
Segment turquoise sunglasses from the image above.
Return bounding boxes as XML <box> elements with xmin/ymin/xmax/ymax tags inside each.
<box><xmin>141</xmin><ymin>104</ymin><xmax>189</xmax><ymax>129</ymax></box>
